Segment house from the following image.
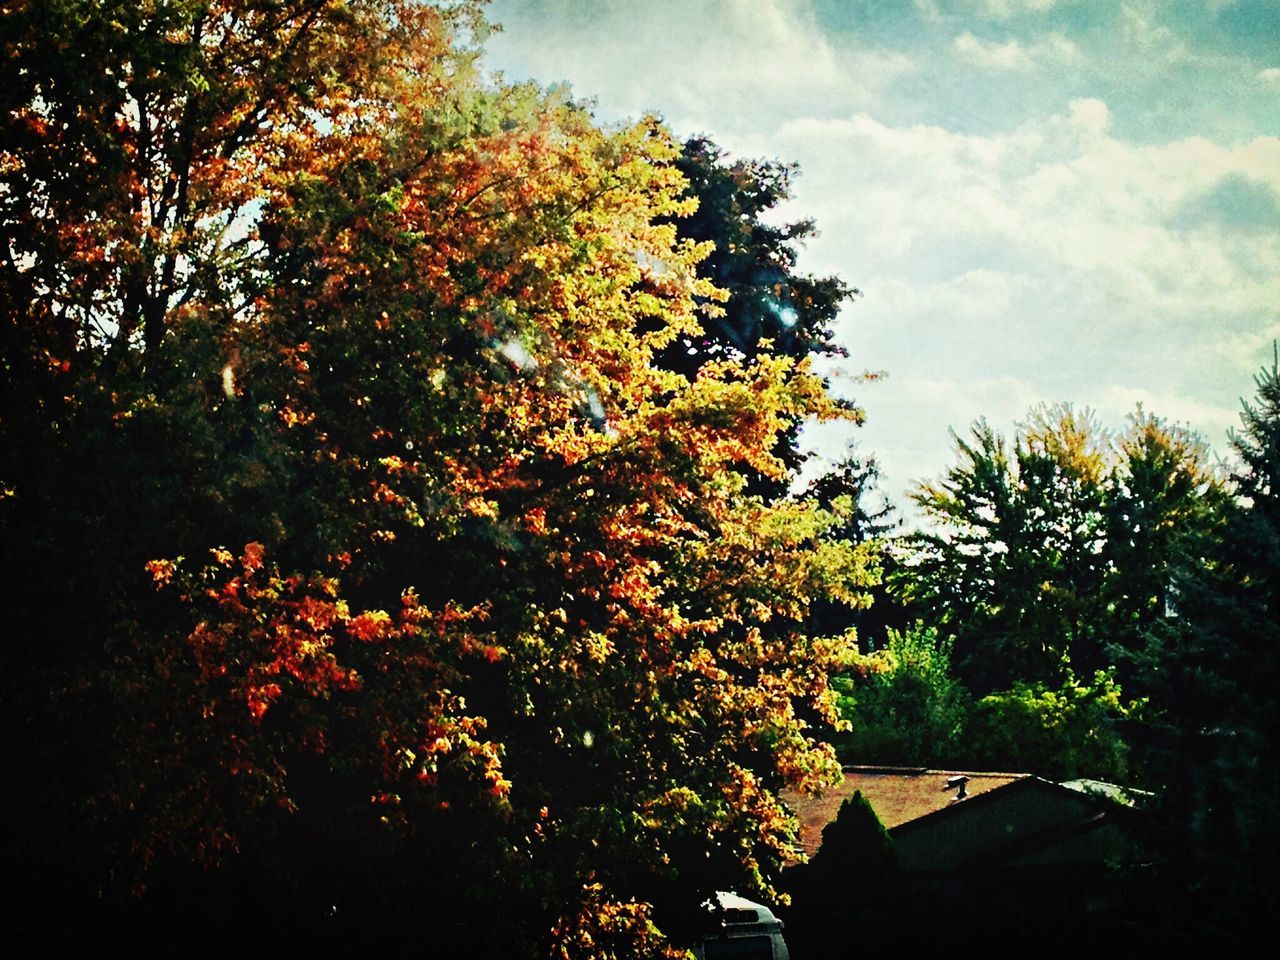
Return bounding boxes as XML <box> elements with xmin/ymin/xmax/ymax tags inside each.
<box><xmin>783</xmin><ymin>766</ymin><xmax>1150</xmax><ymax>940</ymax></box>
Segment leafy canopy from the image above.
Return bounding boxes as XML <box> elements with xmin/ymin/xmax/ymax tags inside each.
<box><xmin>0</xmin><ymin>1</ymin><xmax>873</xmax><ymax>953</ymax></box>
<box><xmin>897</xmin><ymin>403</ymin><xmax>1226</xmax><ymax>694</ymax></box>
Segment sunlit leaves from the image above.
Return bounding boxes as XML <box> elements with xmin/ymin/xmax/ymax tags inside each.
<box><xmin>2</xmin><ymin>2</ymin><xmax>872</xmax><ymax>952</ymax></box>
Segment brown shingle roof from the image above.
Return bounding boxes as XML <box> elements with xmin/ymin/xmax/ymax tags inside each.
<box><xmin>784</xmin><ymin>765</ymin><xmax>1028</xmax><ymax>860</ymax></box>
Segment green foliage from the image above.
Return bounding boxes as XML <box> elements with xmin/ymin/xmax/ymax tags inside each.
<box><xmin>960</xmin><ymin>671</ymin><xmax>1137</xmax><ymax>782</ymax></box>
<box><xmin>1130</xmin><ymin>350</ymin><xmax>1280</xmax><ymax>932</ymax></box>
<box><xmin>836</xmin><ymin>627</ymin><xmax>1136</xmax><ymax>782</ymax></box>
<box><xmin>897</xmin><ymin>403</ymin><xmax>1228</xmax><ymax>695</ymax></box>
<box><xmin>834</xmin><ymin>625</ymin><xmax>967</xmax><ymax>766</ymax></box>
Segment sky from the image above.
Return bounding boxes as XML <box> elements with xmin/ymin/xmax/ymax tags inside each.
<box><xmin>480</xmin><ymin>0</ymin><xmax>1280</xmax><ymax>516</ymax></box>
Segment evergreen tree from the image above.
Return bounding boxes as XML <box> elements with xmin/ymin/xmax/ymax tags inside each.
<box><xmin>1134</xmin><ymin>350</ymin><xmax>1280</xmax><ymax>936</ymax></box>
<box><xmin>661</xmin><ymin>136</ymin><xmax>860</xmax><ymax>492</ymax></box>
<box><xmin>785</xmin><ymin>790</ymin><xmax>897</xmax><ymax>954</ymax></box>
<box><xmin>663</xmin><ymin>136</ymin><xmax>853</xmax><ymax>382</ymax></box>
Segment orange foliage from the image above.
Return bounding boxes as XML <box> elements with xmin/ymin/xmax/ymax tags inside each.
<box><xmin>3</xmin><ymin>1</ymin><xmax>874</xmax><ymax>953</ymax></box>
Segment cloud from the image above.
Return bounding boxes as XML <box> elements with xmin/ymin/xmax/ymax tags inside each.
<box><xmin>978</xmin><ymin>0</ymin><xmax>1061</xmax><ymax>15</ymax></box>
<box><xmin>896</xmin><ymin>375</ymin><xmax>1046</xmax><ymax>428</ymax></box>
<box><xmin>771</xmin><ymin>98</ymin><xmax>1278</xmax><ymax>499</ymax></box>
<box><xmin>918</xmin><ymin>0</ymin><xmax>1064</xmax><ymax>20</ymax></box>
<box><xmin>485</xmin><ymin>0</ymin><xmax>916</xmax><ymax>140</ymax></box>
<box><xmin>1066</xmin><ymin>97</ymin><xmax>1109</xmax><ymax>134</ymax></box>
<box><xmin>780</xmin><ymin>102</ymin><xmax>1280</xmax><ymax>316</ymax></box>
<box><xmin>799</xmin><ymin>370</ymin><xmax>1048</xmax><ymax>505</ymax></box>
<box><xmin>483</xmin><ymin>0</ymin><xmax>1278</xmax><ymax>519</ymax></box>
<box><xmin>1116</xmin><ymin>0</ymin><xmax>1236</xmax><ymax>69</ymax></box>
<box><xmin>858</xmin><ymin>374</ymin><xmax>1048</xmax><ymax>498</ymax></box>
<box><xmin>953</xmin><ymin>32</ymin><xmax>1034</xmax><ymax>69</ymax></box>
<box><xmin>952</xmin><ymin>30</ymin><xmax>1080</xmax><ymax>70</ymax></box>
<box><xmin>1169</xmin><ymin>172</ymin><xmax>1280</xmax><ymax>232</ymax></box>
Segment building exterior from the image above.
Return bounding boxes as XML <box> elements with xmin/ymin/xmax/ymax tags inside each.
<box><xmin>783</xmin><ymin>766</ymin><xmax>1150</xmax><ymax>939</ymax></box>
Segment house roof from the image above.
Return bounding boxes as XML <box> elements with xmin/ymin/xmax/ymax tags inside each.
<box><xmin>784</xmin><ymin>765</ymin><xmax>1029</xmax><ymax>860</ymax></box>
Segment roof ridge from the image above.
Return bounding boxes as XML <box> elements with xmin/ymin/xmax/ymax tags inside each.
<box><xmin>840</xmin><ymin>764</ymin><xmax>1031</xmax><ymax>779</ymax></box>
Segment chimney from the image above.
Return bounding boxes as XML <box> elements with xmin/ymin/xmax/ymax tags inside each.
<box><xmin>945</xmin><ymin>774</ymin><xmax>970</xmax><ymax>800</ymax></box>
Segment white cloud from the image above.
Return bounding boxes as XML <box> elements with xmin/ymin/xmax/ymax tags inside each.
<box><xmin>856</xmin><ymin>272</ymin><xmax>1023</xmax><ymax>334</ymax></box>
<box><xmin>978</xmin><ymin>0</ymin><xmax>1061</xmax><ymax>15</ymax></box>
<box><xmin>776</xmin><ymin>102</ymin><xmax>1279</xmax><ymax>323</ymax></box>
<box><xmin>897</xmin><ymin>375</ymin><xmax>1045</xmax><ymax>427</ymax></box>
<box><xmin>920</xmin><ymin>0</ymin><xmax>1064</xmax><ymax>19</ymax></box>
<box><xmin>772</xmin><ymin>98</ymin><xmax>1278</xmax><ymax>505</ymax></box>
<box><xmin>1091</xmin><ymin>385</ymin><xmax>1238</xmax><ymax>438</ymax></box>
<box><xmin>484</xmin><ymin>0</ymin><xmax>1277</xmax><ymax>521</ymax></box>
<box><xmin>1066</xmin><ymin>97</ymin><xmax>1109</xmax><ymax>134</ymax></box>
<box><xmin>1119</xmin><ymin>0</ymin><xmax>1223</xmax><ymax>68</ymax></box>
<box><xmin>485</xmin><ymin>0</ymin><xmax>915</xmax><ymax>140</ymax></box>
<box><xmin>953</xmin><ymin>32</ymin><xmax>1035</xmax><ymax>70</ymax></box>
<box><xmin>953</xmin><ymin>30</ymin><xmax>1080</xmax><ymax>71</ymax></box>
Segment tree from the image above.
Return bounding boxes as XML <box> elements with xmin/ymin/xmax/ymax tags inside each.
<box><xmin>783</xmin><ymin>788</ymin><xmax>897</xmax><ymax>955</ymax></box>
<box><xmin>807</xmin><ymin>790</ymin><xmax>896</xmax><ymax>901</ymax></box>
<box><xmin>804</xmin><ymin>450</ymin><xmax>895</xmax><ymax>544</ymax></box>
<box><xmin>1130</xmin><ymin>351</ymin><xmax>1280</xmax><ymax>936</ymax></box>
<box><xmin>0</xmin><ymin>2</ymin><xmax>872</xmax><ymax>953</ymax></box>
<box><xmin>897</xmin><ymin>403</ymin><xmax>1228</xmax><ymax>696</ymax></box>
<box><xmin>897</xmin><ymin>405</ymin><xmax>1113</xmax><ymax>691</ymax></box>
<box><xmin>1102</xmin><ymin>409</ymin><xmax>1231</xmax><ymax>694</ymax></box>
<box><xmin>660</xmin><ymin>136</ymin><xmax>859</xmax><ymax>485</ymax></box>
<box><xmin>833</xmin><ymin>624</ymin><xmax>967</xmax><ymax>767</ymax></box>
<box><xmin>662</xmin><ymin>137</ymin><xmax>853</xmax><ymax>379</ymax></box>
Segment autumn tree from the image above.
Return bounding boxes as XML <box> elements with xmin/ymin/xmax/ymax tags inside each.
<box><xmin>1</xmin><ymin>1</ymin><xmax>873</xmax><ymax>953</ymax></box>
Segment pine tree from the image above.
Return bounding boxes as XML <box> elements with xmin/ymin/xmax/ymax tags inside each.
<box><xmin>1134</xmin><ymin>349</ymin><xmax>1280</xmax><ymax>937</ymax></box>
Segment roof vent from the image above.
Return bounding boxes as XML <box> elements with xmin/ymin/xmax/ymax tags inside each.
<box><xmin>945</xmin><ymin>774</ymin><xmax>970</xmax><ymax>800</ymax></box>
